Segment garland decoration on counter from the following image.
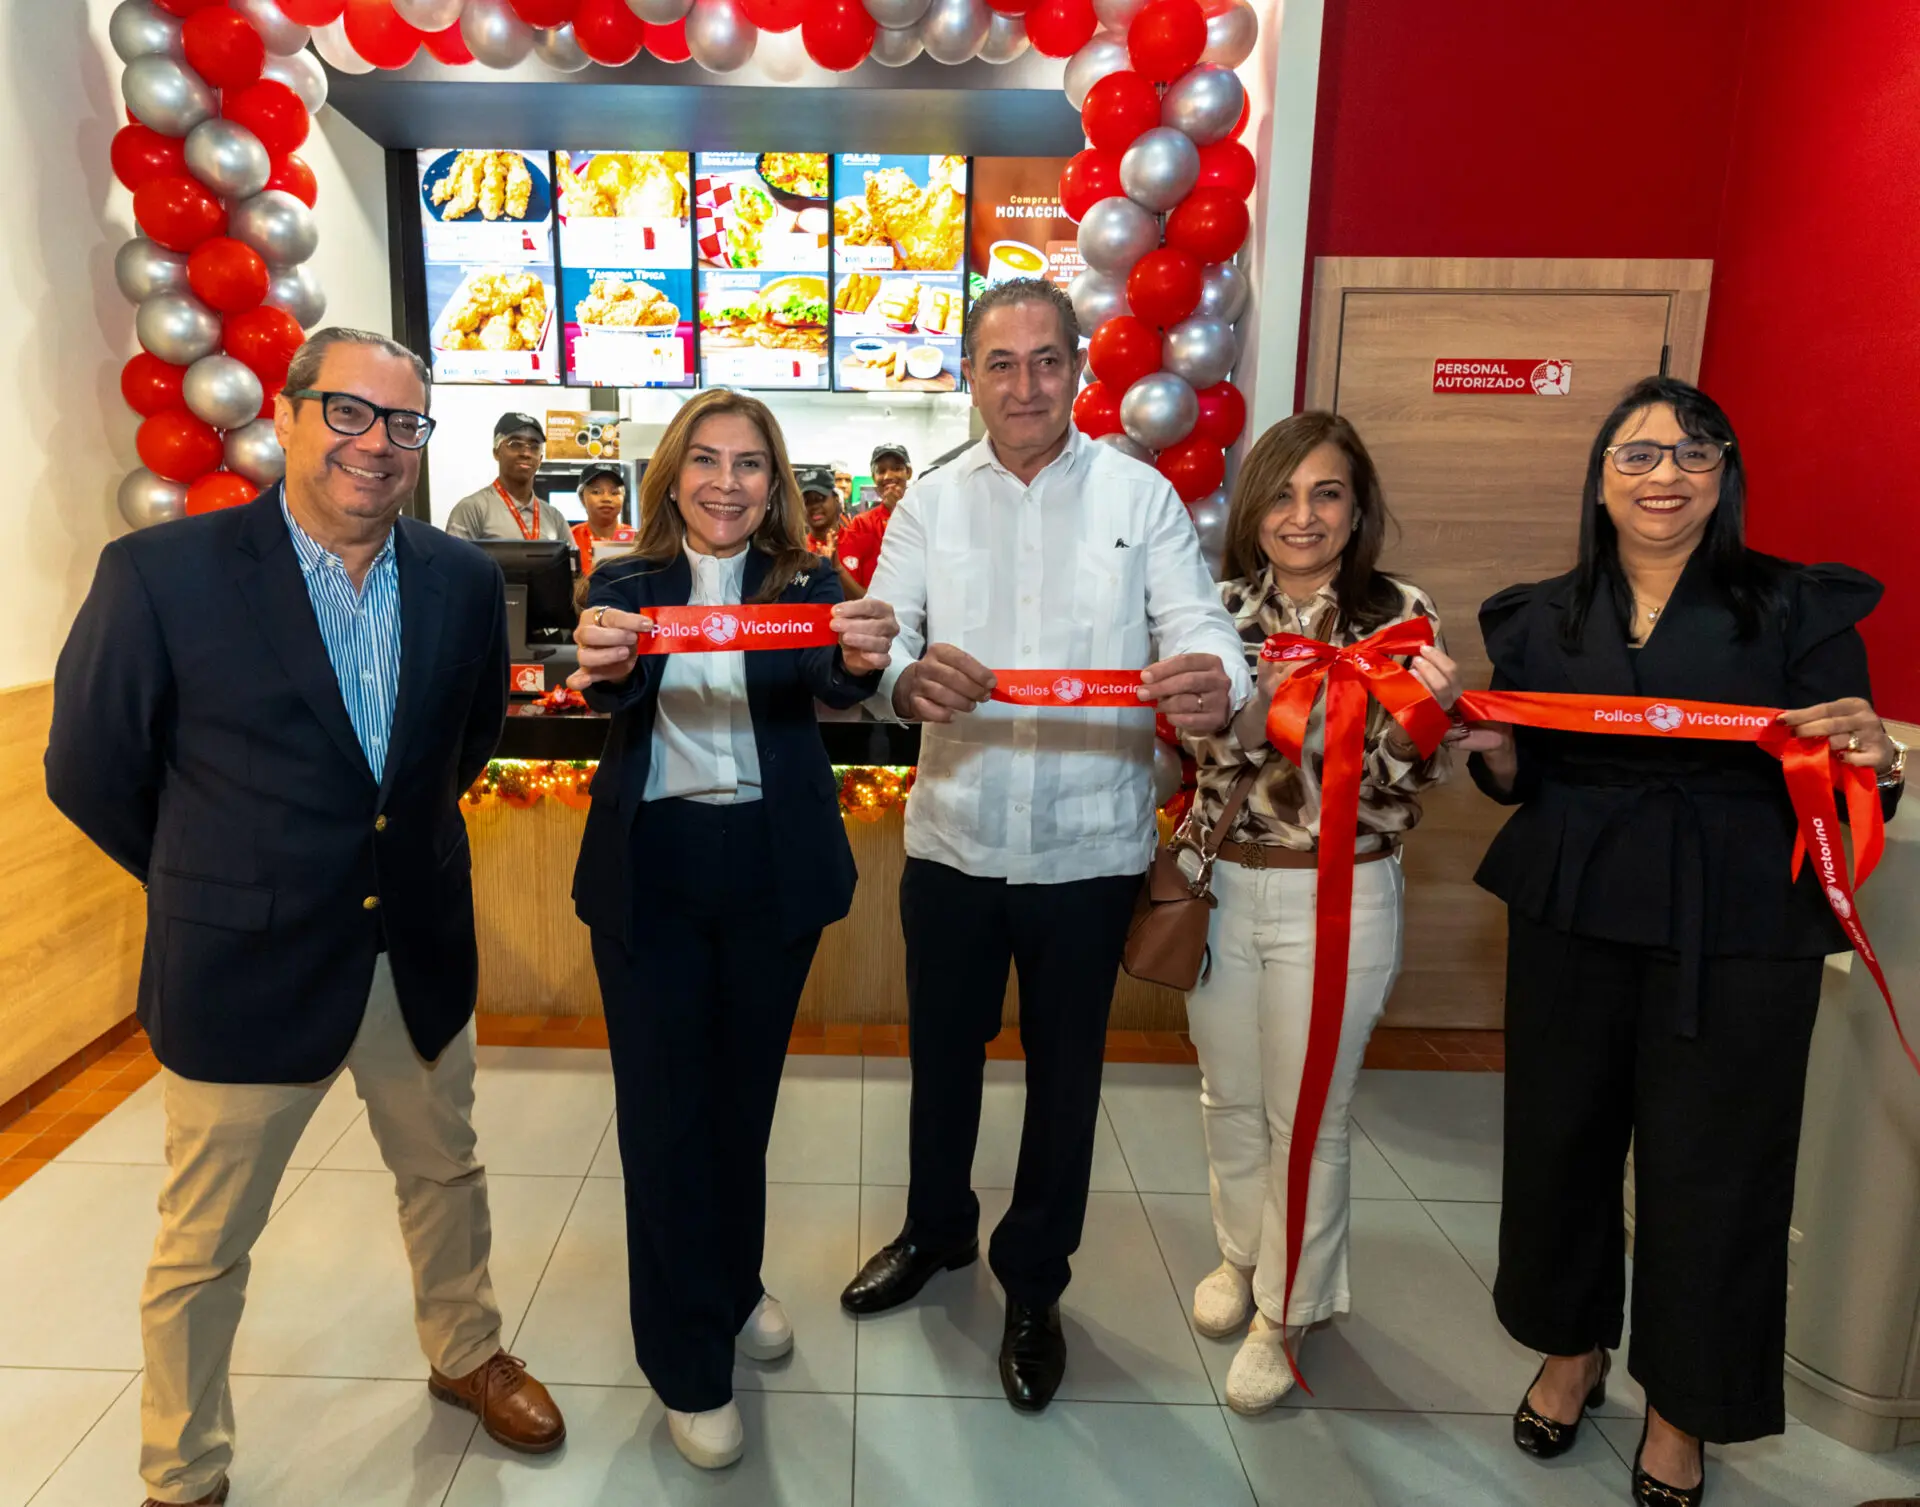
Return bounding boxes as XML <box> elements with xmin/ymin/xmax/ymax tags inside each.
<box><xmin>461</xmin><ymin>760</ymin><xmax>918</xmax><ymax>817</ymax></box>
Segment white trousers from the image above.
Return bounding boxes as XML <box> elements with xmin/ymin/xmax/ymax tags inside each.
<box><xmin>1185</xmin><ymin>855</ymin><xmax>1405</xmax><ymax>1325</ymax></box>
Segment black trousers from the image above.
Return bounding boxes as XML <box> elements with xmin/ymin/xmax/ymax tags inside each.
<box><xmin>590</xmin><ymin>799</ymin><xmax>820</xmax><ymax>1413</ymax></box>
<box><xmin>1493</xmin><ymin>911</ymin><xmax>1824</xmax><ymax>1443</ymax></box>
<box><xmin>900</xmin><ymin>857</ymin><xmax>1142</xmax><ymax>1308</ymax></box>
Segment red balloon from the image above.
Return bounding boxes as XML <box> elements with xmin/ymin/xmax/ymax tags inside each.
<box><xmin>1025</xmin><ymin>0</ymin><xmax>1095</xmax><ymax>57</ymax></box>
<box><xmin>182</xmin><ymin>8</ymin><xmax>266</xmax><ymax>89</ymax></box>
<box><xmin>138</xmin><ymin>410</ymin><xmax>225</xmax><ymax>484</ymax></box>
<box><xmin>1126</xmin><ymin>247</ymin><xmax>1202</xmax><ymax>327</ymax></box>
<box><xmin>266</xmin><ymin>153</ymin><xmax>319</xmax><ymax>208</ymax></box>
<box><xmin>1193</xmin><ymin>380</ymin><xmax>1246</xmax><ymax>448</ymax></box>
<box><xmin>803</xmin><ymin>0</ymin><xmax>877</xmax><ymax>71</ymax></box>
<box><xmin>1127</xmin><ymin>0</ymin><xmax>1205</xmax><ymax>80</ymax></box>
<box><xmin>511</xmin><ymin>0</ymin><xmax>579</xmax><ymax>22</ymax></box>
<box><xmin>986</xmin><ymin>0</ymin><xmax>1034</xmax><ymax>12</ymax></box>
<box><xmin>1081</xmin><ymin>70</ymin><xmax>1160</xmax><ymax>155</ymax></box>
<box><xmin>1088</xmin><ymin>315</ymin><xmax>1163</xmax><ymax>394</ymax></box>
<box><xmin>1060</xmin><ymin>152</ymin><xmax>1122</xmax><ymax>224</ymax></box>
<box><xmin>1195</xmin><ymin>138</ymin><xmax>1255</xmax><ymax>199</ymax></box>
<box><xmin>223</xmin><ymin>80</ymin><xmax>310</xmax><ymax>158</ymax></box>
<box><xmin>642</xmin><ymin>17</ymin><xmax>690</xmax><ymax>60</ymax></box>
<box><xmin>1165</xmin><ymin>187</ymin><xmax>1250</xmax><ymax>263</ymax></box>
<box><xmin>344</xmin><ymin>0</ymin><xmax>425</xmax><ymax>68</ymax></box>
<box><xmin>573</xmin><ymin>0</ymin><xmax>646</xmax><ymax>63</ymax></box>
<box><xmin>1158</xmin><ymin>436</ymin><xmax>1225</xmax><ymax>502</ymax></box>
<box><xmin>276</xmin><ymin>0</ymin><xmax>347</xmax><ymax>21</ymax></box>
<box><xmin>1072</xmin><ymin>381</ymin><xmax>1123</xmax><ymax>439</ymax></box>
<box><xmin>121</xmin><ymin>354</ymin><xmax>188</xmax><ymax>419</ymax></box>
<box><xmin>134</xmin><ymin>175</ymin><xmax>227</xmax><ymax>252</ymax></box>
<box><xmin>224</xmin><ymin>306</ymin><xmax>306</xmax><ymax>389</ymax></box>
<box><xmin>422</xmin><ymin>21</ymin><xmax>475</xmax><ymax>63</ymax></box>
<box><xmin>186</xmin><ymin>471</ymin><xmax>259</xmax><ymax>516</ymax></box>
<box><xmin>111</xmin><ymin>124</ymin><xmax>187</xmax><ymax>193</ymax></box>
<box><xmin>741</xmin><ymin>0</ymin><xmax>807</xmax><ymax>30</ymax></box>
<box><xmin>189</xmin><ymin>237</ymin><xmax>270</xmax><ymax>315</ymax></box>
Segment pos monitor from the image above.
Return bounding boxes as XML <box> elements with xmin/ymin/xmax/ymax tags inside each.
<box><xmin>471</xmin><ymin>539</ymin><xmax>576</xmax><ymax>673</ymax></box>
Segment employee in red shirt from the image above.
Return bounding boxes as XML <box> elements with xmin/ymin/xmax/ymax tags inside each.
<box><xmin>796</xmin><ymin>464</ymin><xmax>843</xmax><ymax>558</ymax></box>
<box><xmin>569</xmin><ymin>463</ymin><xmax>635</xmax><ymax>574</ymax></box>
<box><xmin>834</xmin><ymin>442</ymin><xmax>912</xmax><ymax>599</ymax></box>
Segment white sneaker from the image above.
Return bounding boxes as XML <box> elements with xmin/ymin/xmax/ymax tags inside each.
<box><xmin>667</xmin><ymin>1401</ymin><xmax>744</xmax><ymax>1469</ymax></box>
<box><xmin>1192</xmin><ymin>1262</ymin><xmax>1254</xmax><ymax>1338</ymax></box>
<box><xmin>738</xmin><ymin>1293</ymin><xmax>793</xmax><ymax>1361</ymax></box>
<box><xmin>1225</xmin><ymin>1313</ymin><xmax>1300</xmax><ymax>1416</ymax></box>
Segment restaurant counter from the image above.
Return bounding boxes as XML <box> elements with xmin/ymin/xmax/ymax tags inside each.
<box><xmin>467</xmin><ymin>705</ymin><xmax>1187</xmax><ymax>1030</ymax></box>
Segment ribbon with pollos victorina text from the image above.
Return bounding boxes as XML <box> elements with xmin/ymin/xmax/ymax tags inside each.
<box><xmin>632</xmin><ymin>604</ymin><xmax>840</xmax><ymax>655</ymax></box>
<box><xmin>988</xmin><ymin>670</ymin><xmax>1146</xmax><ymax>707</ymax></box>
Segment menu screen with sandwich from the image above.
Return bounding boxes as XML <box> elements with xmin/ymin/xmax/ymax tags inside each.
<box><xmin>556</xmin><ymin>151</ymin><xmax>697</xmax><ymax>389</ymax></box>
<box><xmin>694</xmin><ymin>152</ymin><xmax>832</xmax><ymax>390</ymax></box>
<box><xmin>832</xmin><ymin>154</ymin><xmax>968</xmax><ymax>393</ymax></box>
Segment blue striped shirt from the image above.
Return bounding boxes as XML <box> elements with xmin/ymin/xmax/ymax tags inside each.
<box><xmin>282</xmin><ymin>494</ymin><xmax>402</xmax><ymax>781</ymax></box>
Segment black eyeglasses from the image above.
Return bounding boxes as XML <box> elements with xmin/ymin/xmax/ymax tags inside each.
<box><xmin>1604</xmin><ymin>439</ymin><xmax>1731</xmax><ymax>476</ymax></box>
<box><xmin>286</xmin><ymin>389</ymin><xmax>436</xmax><ymax>451</ymax></box>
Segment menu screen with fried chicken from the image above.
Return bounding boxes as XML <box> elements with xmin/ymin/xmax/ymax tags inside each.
<box><xmin>556</xmin><ymin>151</ymin><xmax>696</xmax><ymax>389</ymax></box>
<box><xmin>694</xmin><ymin>152</ymin><xmax>832</xmax><ymax>390</ymax></box>
<box><xmin>831</xmin><ymin>154</ymin><xmax>968</xmax><ymax>394</ymax></box>
<box><xmin>417</xmin><ymin>149</ymin><xmax>561</xmax><ymax>384</ymax></box>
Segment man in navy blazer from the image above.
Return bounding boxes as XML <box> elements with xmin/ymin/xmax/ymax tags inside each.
<box><xmin>47</xmin><ymin>328</ymin><xmax>565</xmax><ymax>1507</ymax></box>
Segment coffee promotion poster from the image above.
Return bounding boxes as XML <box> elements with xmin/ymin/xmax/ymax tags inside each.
<box><xmin>966</xmin><ymin>157</ymin><xmax>1080</xmax><ymax>301</ymax></box>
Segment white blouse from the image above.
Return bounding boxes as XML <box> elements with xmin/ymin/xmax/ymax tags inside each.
<box><xmin>643</xmin><ymin>545</ymin><xmax>762</xmax><ymax>805</ymax></box>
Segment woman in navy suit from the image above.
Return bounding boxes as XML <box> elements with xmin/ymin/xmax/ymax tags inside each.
<box><xmin>570</xmin><ymin>390</ymin><xmax>898</xmax><ymax>1470</ymax></box>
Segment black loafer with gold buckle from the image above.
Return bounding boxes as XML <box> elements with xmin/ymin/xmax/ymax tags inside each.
<box><xmin>1512</xmin><ymin>1349</ymin><xmax>1611</xmax><ymax>1459</ymax></box>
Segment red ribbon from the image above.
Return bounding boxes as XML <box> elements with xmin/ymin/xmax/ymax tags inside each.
<box><xmin>633</xmin><ymin>603</ymin><xmax>838</xmax><ymax>655</ymax></box>
<box><xmin>988</xmin><ymin>670</ymin><xmax>1146</xmax><ymax>707</ymax></box>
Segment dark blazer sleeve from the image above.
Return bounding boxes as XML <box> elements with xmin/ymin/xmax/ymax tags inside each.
<box><xmin>580</xmin><ymin>560</ymin><xmax>669</xmax><ymax>715</ymax></box>
<box><xmin>45</xmin><ymin>541</ymin><xmax>173</xmax><ymax>883</ymax></box>
<box><xmin>1467</xmin><ymin>580</ymin><xmax>1545</xmax><ymax>807</ymax></box>
<box><xmin>457</xmin><ymin>561</ymin><xmax>511</xmax><ymax>793</ymax></box>
<box><xmin>1784</xmin><ymin>562</ymin><xmax>1902</xmax><ymax>821</ymax></box>
<box><xmin>794</xmin><ymin>561</ymin><xmax>885</xmax><ymax>708</ymax></box>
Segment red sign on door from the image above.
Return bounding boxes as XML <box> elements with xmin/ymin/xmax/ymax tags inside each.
<box><xmin>1433</xmin><ymin>359</ymin><xmax>1574</xmax><ymax>395</ymax></box>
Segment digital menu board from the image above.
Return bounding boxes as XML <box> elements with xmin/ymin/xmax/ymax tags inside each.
<box><xmin>417</xmin><ymin>148</ymin><xmax>560</xmax><ymax>385</ymax></box>
<box><xmin>967</xmin><ymin>157</ymin><xmax>1081</xmax><ymax>297</ymax></box>
<box><xmin>832</xmin><ymin>154</ymin><xmax>968</xmax><ymax>393</ymax></box>
<box><xmin>556</xmin><ymin>151</ymin><xmax>697</xmax><ymax>389</ymax></box>
<box><xmin>694</xmin><ymin>152</ymin><xmax>831</xmax><ymax>390</ymax></box>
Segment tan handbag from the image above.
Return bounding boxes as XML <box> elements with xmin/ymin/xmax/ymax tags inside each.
<box><xmin>1121</xmin><ymin>766</ymin><xmax>1258</xmax><ymax>993</ymax></box>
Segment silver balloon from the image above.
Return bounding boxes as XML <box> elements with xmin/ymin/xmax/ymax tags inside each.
<box><xmin>1063</xmin><ymin>33</ymin><xmax>1127</xmax><ymax>110</ymax></box>
<box><xmin>392</xmin><ymin>0</ymin><xmax>466</xmax><ymax>28</ymax></box>
<box><xmin>122</xmin><ymin>55</ymin><xmax>216</xmax><ymax>138</ymax></box>
<box><xmin>109</xmin><ymin>0</ymin><xmax>182</xmax><ymax>64</ymax></box>
<box><xmin>225</xmin><ymin>418</ymin><xmax>287</xmax><ymax>487</ymax></box>
<box><xmin>1201</xmin><ymin>0</ymin><xmax>1256</xmax><ymax>68</ymax></box>
<box><xmin>1092</xmin><ymin>0</ymin><xmax>1146</xmax><ymax>29</ymax></box>
<box><xmin>1069</xmin><ymin>266</ymin><xmax>1130</xmax><ymax>331</ymax></box>
<box><xmin>185</xmin><ymin>119</ymin><xmax>271</xmax><ymax>201</ymax></box>
<box><xmin>1162</xmin><ymin>63</ymin><xmax>1245</xmax><ymax>146</ymax></box>
<box><xmin>1120</xmin><ymin>126</ymin><xmax>1200</xmax><ymax>212</ymax></box>
<box><xmin>137</xmin><ymin>292</ymin><xmax>222</xmax><ymax>366</ymax></box>
<box><xmin>461</xmin><ymin>0</ymin><xmax>536</xmax><ymax>66</ymax></box>
<box><xmin>626</xmin><ymin>0</ymin><xmax>695</xmax><ymax>23</ymax></box>
<box><xmin>1187</xmin><ymin>488</ymin><xmax>1228</xmax><ymax>573</ymax></box>
<box><xmin>230</xmin><ymin>190</ymin><xmax>319</xmax><ymax>268</ymax></box>
<box><xmin>686</xmin><ymin>0</ymin><xmax>759</xmax><ymax>72</ymax></box>
<box><xmin>533</xmin><ymin>23</ymin><xmax>593</xmax><ymax>70</ymax></box>
<box><xmin>229</xmin><ymin>0</ymin><xmax>313</xmax><ymax>57</ymax></box>
<box><xmin>869</xmin><ymin>23</ymin><xmax>924</xmax><ymax>64</ymax></box>
<box><xmin>1151</xmin><ymin>740</ymin><xmax>1182</xmax><ymax>808</ymax></box>
<box><xmin>115</xmin><ymin>237</ymin><xmax>190</xmax><ymax>305</ymax></box>
<box><xmin>1197</xmin><ymin>260</ymin><xmax>1250</xmax><ymax>323</ymax></box>
<box><xmin>1096</xmin><ymin>431</ymin><xmax>1154</xmax><ymax>464</ymax></box>
<box><xmin>977</xmin><ymin>10</ymin><xmax>1028</xmax><ymax>62</ymax></box>
<box><xmin>863</xmin><ymin>0</ymin><xmax>931</xmax><ymax>27</ymax></box>
<box><xmin>118</xmin><ymin>467</ymin><xmax>189</xmax><ymax>530</ymax></box>
<box><xmin>1121</xmin><ymin>371</ymin><xmax>1198</xmax><ymax>450</ymax></box>
<box><xmin>1075</xmin><ymin>194</ymin><xmax>1158</xmax><ymax>277</ymax></box>
<box><xmin>184</xmin><ymin>355</ymin><xmax>266</xmax><ymax>431</ymax></box>
<box><xmin>919</xmin><ymin>0</ymin><xmax>989</xmax><ymax>64</ymax></box>
<box><xmin>757</xmin><ymin>26</ymin><xmax>813</xmax><ymax>78</ymax></box>
<box><xmin>261</xmin><ymin>50</ymin><xmax>330</xmax><ymax>115</ymax></box>
<box><xmin>1163</xmin><ymin>314</ymin><xmax>1237</xmax><ymax>388</ymax></box>
<box><xmin>264</xmin><ymin>263</ymin><xmax>328</xmax><ymax>328</ymax></box>
<box><xmin>311</xmin><ymin>19</ymin><xmax>375</xmax><ymax>73</ymax></box>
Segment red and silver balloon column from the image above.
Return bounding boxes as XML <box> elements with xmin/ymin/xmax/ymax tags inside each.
<box><xmin>111</xmin><ymin>0</ymin><xmax>329</xmax><ymax>530</ymax></box>
<box><xmin>1061</xmin><ymin>0</ymin><xmax>1255</xmax><ymax>575</ymax></box>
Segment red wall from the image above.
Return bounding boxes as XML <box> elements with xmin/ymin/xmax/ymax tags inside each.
<box><xmin>1698</xmin><ymin>0</ymin><xmax>1920</xmax><ymax>718</ymax></box>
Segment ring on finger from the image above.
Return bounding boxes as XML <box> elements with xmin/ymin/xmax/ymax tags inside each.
<box><xmin>592</xmin><ymin>606</ymin><xmax>609</xmax><ymax>628</ymax></box>
<box><xmin>1848</xmin><ymin>732</ymin><xmax>1863</xmax><ymax>752</ymax></box>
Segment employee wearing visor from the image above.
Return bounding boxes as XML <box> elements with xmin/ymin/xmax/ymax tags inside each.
<box><xmin>834</xmin><ymin>442</ymin><xmax>912</xmax><ymax>599</ymax></box>
<box><xmin>571</xmin><ymin>462</ymin><xmax>635</xmax><ymax>575</ymax></box>
<box><xmin>445</xmin><ymin>412</ymin><xmax>569</xmax><ymax>542</ymax></box>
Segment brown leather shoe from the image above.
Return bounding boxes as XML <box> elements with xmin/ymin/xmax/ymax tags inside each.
<box><xmin>429</xmin><ymin>1350</ymin><xmax>566</xmax><ymax>1454</ymax></box>
<box><xmin>141</xmin><ymin>1479</ymin><xmax>228</xmax><ymax>1506</ymax></box>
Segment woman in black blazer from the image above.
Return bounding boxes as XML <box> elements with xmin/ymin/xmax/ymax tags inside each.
<box><xmin>569</xmin><ymin>390</ymin><xmax>897</xmax><ymax>1471</ymax></box>
<box><xmin>1461</xmin><ymin>378</ymin><xmax>1904</xmax><ymax>1505</ymax></box>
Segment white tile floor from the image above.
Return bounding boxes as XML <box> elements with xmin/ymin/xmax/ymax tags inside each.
<box><xmin>6</xmin><ymin>1055</ymin><xmax>1920</xmax><ymax>1506</ymax></box>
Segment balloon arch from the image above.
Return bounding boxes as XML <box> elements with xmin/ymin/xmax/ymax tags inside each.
<box><xmin>108</xmin><ymin>0</ymin><xmax>1257</xmax><ymax>558</ymax></box>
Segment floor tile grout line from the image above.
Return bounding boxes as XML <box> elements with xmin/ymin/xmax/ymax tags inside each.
<box><xmin>1418</xmin><ymin>1194</ymin><xmax>1496</xmax><ymax>1299</ymax></box>
<box><xmin>24</xmin><ymin>1367</ymin><xmax>141</xmax><ymax>1507</ymax></box>
<box><xmin>1216</xmin><ymin>1403</ymin><xmax>1263</xmax><ymax>1506</ymax></box>
<box><xmin>504</xmin><ymin>1164</ymin><xmax>596</xmax><ymax>1360</ymax></box>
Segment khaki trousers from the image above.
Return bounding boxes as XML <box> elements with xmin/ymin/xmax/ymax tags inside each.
<box><xmin>138</xmin><ymin>956</ymin><xmax>502</xmax><ymax>1503</ymax></box>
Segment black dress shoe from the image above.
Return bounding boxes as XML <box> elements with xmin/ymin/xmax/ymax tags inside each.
<box><xmin>840</xmin><ymin>1233</ymin><xmax>978</xmax><ymax>1315</ymax></box>
<box><xmin>1632</xmin><ymin>1417</ymin><xmax>1706</xmax><ymax>1506</ymax></box>
<box><xmin>1512</xmin><ymin>1349</ymin><xmax>1610</xmax><ymax>1458</ymax></box>
<box><xmin>999</xmin><ymin>1301</ymin><xmax>1066</xmax><ymax>1413</ymax></box>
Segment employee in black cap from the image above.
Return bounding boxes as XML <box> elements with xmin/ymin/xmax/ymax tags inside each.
<box><xmin>795</xmin><ymin>464</ymin><xmax>843</xmax><ymax>559</ymax></box>
<box><xmin>570</xmin><ymin>462</ymin><xmax>634</xmax><ymax>575</ymax></box>
<box><xmin>444</xmin><ymin>412</ymin><xmax>569</xmax><ymax>542</ymax></box>
<box><xmin>833</xmin><ymin>442</ymin><xmax>912</xmax><ymax>598</ymax></box>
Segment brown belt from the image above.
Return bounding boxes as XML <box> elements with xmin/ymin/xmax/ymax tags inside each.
<box><xmin>1215</xmin><ymin>840</ymin><xmax>1399</xmax><ymax>871</ymax></box>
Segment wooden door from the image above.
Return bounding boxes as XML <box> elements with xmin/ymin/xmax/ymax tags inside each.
<box><xmin>1305</xmin><ymin>258</ymin><xmax>1713</xmax><ymax>1028</ymax></box>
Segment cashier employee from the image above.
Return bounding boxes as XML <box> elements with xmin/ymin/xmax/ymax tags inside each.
<box><xmin>571</xmin><ymin>462</ymin><xmax>635</xmax><ymax>574</ymax></box>
<box><xmin>444</xmin><ymin>412</ymin><xmax>570</xmax><ymax>542</ymax></box>
<box><xmin>833</xmin><ymin>442</ymin><xmax>912</xmax><ymax>599</ymax></box>
<box><xmin>797</xmin><ymin>464</ymin><xmax>843</xmax><ymax>558</ymax></box>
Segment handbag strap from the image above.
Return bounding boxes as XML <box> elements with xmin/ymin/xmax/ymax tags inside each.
<box><xmin>1179</xmin><ymin>764</ymin><xmax>1259</xmax><ymax>896</ymax></box>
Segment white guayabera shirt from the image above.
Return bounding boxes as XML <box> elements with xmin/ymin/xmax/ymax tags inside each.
<box><xmin>868</xmin><ymin>427</ymin><xmax>1250</xmax><ymax>883</ymax></box>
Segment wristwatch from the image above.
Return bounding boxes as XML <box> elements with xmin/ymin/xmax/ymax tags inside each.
<box><xmin>1881</xmin><ymin>735</ymin><xmax>1909</xmax><ymax>788</ymax></box>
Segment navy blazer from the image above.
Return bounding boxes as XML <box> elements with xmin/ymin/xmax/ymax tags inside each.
<box><xmin>573</xmin><ymin>546</ymin><xmax>880</xmax><ymax>945</ymax></box>
<box><xmin>46</xmin><ymin>488</ymin><xmax>509</xmax><ymax>1083</ymax></box>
